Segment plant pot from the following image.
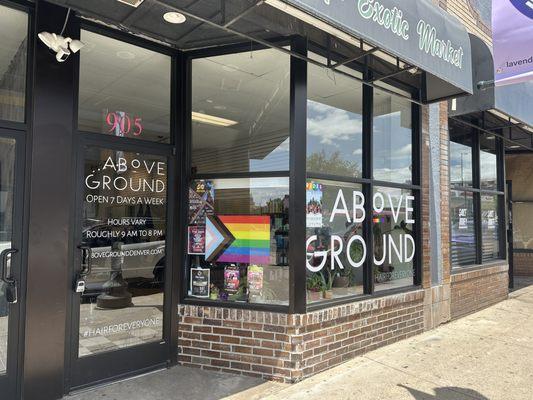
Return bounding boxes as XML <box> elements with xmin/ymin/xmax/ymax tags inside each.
<box><xmin>307</xmin><ymin>290</ymin><xmax>322</xmax><ymax>302</ymax></box>
<box><xmin>322</xmin><ymin>289</ymin><xmax>333</xmax><ymax>299</ymax></box>
<box><xmin>332</xmin><ymin>276</ymin><xmax>350</xmax><ymax>288</ymax></box>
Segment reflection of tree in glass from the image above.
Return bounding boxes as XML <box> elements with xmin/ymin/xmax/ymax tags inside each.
<box><xmin>307</xmin><ymin>149</ymin><xmax>361</xmax><ymax>177</ymax></box>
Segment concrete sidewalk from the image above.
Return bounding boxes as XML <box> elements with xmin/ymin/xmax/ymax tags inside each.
<box><xmin>68</xmin><ymin>282</ymin><xmax>533</xmax><ymax>400</ymax></box>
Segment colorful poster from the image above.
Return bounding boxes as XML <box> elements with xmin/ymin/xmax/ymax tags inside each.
<box><xmin>190</xmin><ymin>268</ymin><xmax>210</xmax><ymax>298</ymax></box>
<box><xmin>188</xmin><ymin>180</ymin><xmax>214</xmax><ymax>225</ymax></box>
<box><xmin>247</xmin><ymin>265</ymin><xmax>264</xmax><ymax>293</ymax></box>
<box><xmin>217</xmin><ymin>216</ymin><xmax>270</xmax><ymax>264</ymax></box>
<box><xmin>306</xmin><ymin>181</ymin><xmax>323</xmax><ymax>228</ymax></box>
<box><xmin>458</xmin><ymin>208</ymin><xmax>468</xmax><ymax>230</ymax></box>
<box><xmin>493</xmin><ymin>1</ymin><xmax>533</xmax><ymax>86</ymax></box>
<box><xmin>224</xmin><ymin>265</ymin><xmax>240</xmax><ymax>293</ymax></box>
<box><xmin>188</xmin><ymin>225</ymin><xmax>206</xmax><ymax>254</ymax></box>
<box><xmin>205</xmin><ymin>215</ymin><xmax>234</xmax><ymax>262</ymax></box>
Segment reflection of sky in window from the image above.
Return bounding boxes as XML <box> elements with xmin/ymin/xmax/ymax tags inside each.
<box><xmin>450</xmin><ymin>141</ymin><xmax>473</xmax><ymax>186</ymax></box>
<box><xmin>306</xmin><ymin>100</ymin><xmax>362</xmax><ymax>176</ymax></box>
<box><xmin>249</xmin><ymin>137</ymin><xmax>289</xmax><ymax>172</ymax></box>
<box><xmin>373</xmin><ymin>111</ymin><xmax>412</xmax><ymax>183</ymax></box>
<box><xmin>212</xmin><ymin>177</ymin><xmax>289</xmax><ymax>208</ymax></box>
<box><xmin>480</xmin><ymin>150</ymin><xmax>497</xmax><ymax>188</ymax></box>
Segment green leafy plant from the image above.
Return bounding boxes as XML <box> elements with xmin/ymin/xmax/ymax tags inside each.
<box><xmin>306</xmin><ymin>273</ymin><xmax>323</xmax><ymax>292</ymax></box>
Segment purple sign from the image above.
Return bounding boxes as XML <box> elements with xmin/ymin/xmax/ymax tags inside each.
<box><xmin>493</xmin><ymin>0</ymin><xmax>533</xmax><ymax>86</ymax></box>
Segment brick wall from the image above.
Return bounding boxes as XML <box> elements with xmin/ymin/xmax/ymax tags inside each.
<box><xmin>450</xmin><ymin>263</ymin><xmax>509</xmax><ymax>319</ymax></box>
<box><xmin>444</xmin><ymin>0</ymin><xmax>492</xmax><ymax>45</ymax></box>
<box><xmin>178</xmin><ymin>290</ymin><xmax>425</xmax><ymax>383</ymax></box>
<box><xmin>514</xmin><ymin>252</ymin><xmax>533</xmax><ymax>276</ymax></box>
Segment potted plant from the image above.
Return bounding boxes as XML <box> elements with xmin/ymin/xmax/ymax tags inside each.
<box><xmin>321</xmin><ymin>269</ymin><xmax>333</xmax><ymax>299</ymax></box>
<box><xmin>306</xmin><ymin>273</ymin><xmax>323</xmax><ymax>302</ymax></box>
<box><xmin>209</xmin><ymin>284</ymin><xmax>219</xmax><ymax>300</ymax></box>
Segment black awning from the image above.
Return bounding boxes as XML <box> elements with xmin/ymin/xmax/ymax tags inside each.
<box><xmin>450</xmin><ymin>33</ymin><xmax>533</xmax><ymax>129</ymax></box>
<box><xmin>274</xmin><ymin>0</ymin><xmax>473</xmax><ymax>102</ymax></box>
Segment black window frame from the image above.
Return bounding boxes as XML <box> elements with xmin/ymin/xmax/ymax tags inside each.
<box><xmin>449</xmin><ymin>123</ymin><xmax>506</xmax><ymax>271</ymax></box>
<box><xmin>304</xmin><ymin>56</ymin><xmax>422</xmax><ymax>311</ymax></box>
<box><xmin>181</xmin><ymin>39</ymin><xmax>423</xmax><ymax>313</ymax></box>
<box><xmin>181</xmin><ymin>39</ymin><xmax>293</xmax><ymax>313</ymax></box>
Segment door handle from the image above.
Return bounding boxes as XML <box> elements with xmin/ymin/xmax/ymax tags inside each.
<box><xmin>0</xmin><ymin>248</ymin><xmax>18</xmax><ymax>304</ymax></box>
<box><xmin>77</xmin><ymin>245</ymin><xmax>93</xmax><ymax>277</ymax></box>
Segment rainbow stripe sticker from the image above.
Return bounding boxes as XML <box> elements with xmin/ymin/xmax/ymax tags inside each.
<box><xmin>216</xmin><ymin>215</ymin><xmax>271</xmax><ymax>264</ymax></box>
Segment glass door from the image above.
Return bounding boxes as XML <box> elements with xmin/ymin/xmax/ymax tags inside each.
<box><xmin>0</xmin><ymin>132</ymin><xmax>25</xmax><ymax>399</ymax></box>
<box><xmin>69</xmin><ymin>140</ymin><xmax>173</xmax><ymax>389</ymax></box>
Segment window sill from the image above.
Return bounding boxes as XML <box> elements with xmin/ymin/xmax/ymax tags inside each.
<box><xmin>181</xmin><ymin>297</ymin><xmax>289</xmax><ymax>313</ymax></box>
<box><xmin>451</xmin><ymin>259</ymin><xmax>507</xmax><ymax>275</ymax></box>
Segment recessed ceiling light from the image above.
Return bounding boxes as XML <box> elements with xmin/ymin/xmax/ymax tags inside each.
<box><xmin>163</xmin><ymin>11</ymin><xmax>186</xmax><ymax>24</ymax></box>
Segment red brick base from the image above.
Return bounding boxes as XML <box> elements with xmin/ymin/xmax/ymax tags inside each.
<box><xmin>450</xmin><ymin>263</ymin><xmax>509</xmax><ymax>319</ymax></box>
<box><xmin>178</xmin><ymin>290</ymin><xmax>425</xmax><ymax>383</ymax></box>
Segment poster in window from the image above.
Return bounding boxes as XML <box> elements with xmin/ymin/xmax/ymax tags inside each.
<box><xmin>224</xmin><ymin>265</ymin><xmax>240</xmax><ymax>293</ymax></box>
<box><xmin>190</xmin><ymin>268</ymin><xmax>210</xmax><ymax>298</ymax></box>
<box><xmin>216</xmin><ymin>215</ymin><xmax>270</xmax><ymax>264</ymax></box>
<box><xmin>247</xmin><ymin>265</ymin><xmax>264</xmax><ymax>293</ymax></box>
<box><xmin>458</xmin><ymin>208</ymin><xmax>467</xmax><ymax>230</ymax></box>
<box><xmin>188</xmin><ymin>225</ymin><xmax>206</xmax><ymax>254</ymax></box>
<box><xmin>188</xmin><ymin>180</ymin><xmax>215</xmax><ymax>226</ymax></box>
<box><xmin>306</xmin><ymin>181</ymin><xmax>323</xmax><ymax>228</ymax></box>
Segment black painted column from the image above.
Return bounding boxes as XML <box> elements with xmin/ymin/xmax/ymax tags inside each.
<box><xmin>23</xmin><ymin>1</ymin><xmax>76</xmax><ymax>399</ymax></box>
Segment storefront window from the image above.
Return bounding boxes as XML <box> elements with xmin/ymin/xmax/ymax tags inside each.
<box><xmin>191</xmin><ymin>49</ymin><xmax>290</xmax><ymax>174</ymax></box>
<box><xmin>481</xmin><ymin>194</ymin><xmax>500</xmax><ymax>262</ymax></box>
<box><xmin>307</xmin><ymin>65</ymin><xmax>363</xmax><ymax>178</ymax></box>
<box><xmin>373</xmin><ymin>186</ymin><xmax>415</xmax><ymax>292</ymax></box>
<box><xmin>450</xmin><ymin>129</ymin><xmax>473</xmax><ymax>187</ymax></box>
<box><xmin>187</xmin><ymin>48</ymin><xmax>290</xmax><ymax>306</ymax></box>
<box><xmin>305</xmin><ymin>61</ymin><xmax>418</xmax><ymax>304</ymax></box>
<box><xmin>78</xmin><ymin>30</ymin><xmax>171</xmax><ymax>143</ymax></box>
<box><xmin>373</xmin><ymin>91</ymin><xmax>412</xmax><ymax>184</ymax></box>
<box><xmin>186</xmin><ymin>178</ymin><xmax>289</xmax><ymax>304</ymax></box>
<box><xmin>0</xmin><ymin>5</ymin><xmax>28</xmax><ymax>123</ymax></box>
<box><xmin>480</xmin><ymin>135</ymin><xmax>498</xmax><ymax>190</ymax></box>
<box><xmin>305</xmin><ymin>180</ymin><xmax>364</xmax><ymax>303</ymax></box>
<box><xmin>449</xmin><ymin>121</ymin><xmax>505</xmax><ymax>269</ymax></box>
<box><xmin>450</xmin><ymin>191</ymin><xmax>476</xmax><ymax>266</ymax></box>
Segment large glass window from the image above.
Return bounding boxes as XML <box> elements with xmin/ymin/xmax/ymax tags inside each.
<box><xmin>305</xmin><ymin>61</ymin><xmax>419</xmax><ymax>305</ymax></box>
<box><xmin>481</xmin><ymin>194</ymin><xmax>500</xmax><ymax>261</ymax></box>
<box><xmin>373</xmin><ymin>186</ymin><xmax>415</xmax><ymax>292</ymax></box>
<box><xmin>480</xmin><ymin>134</ymin><xmax>498</xmax><ymax>190</ymax></box>
<box><xmin>373</xmin><ymin>91</ymin><xmax>412</xmax><ymax>184</ymax></box>
<box><xmin>450</xmin><ymin>190</ymin><xmax>476</xmax><ymax>266</ymax></box>
<box><xmin>191</xmin><ymin>49</ymin><xmax>290</xmax><ymax>174</ymax></box>
<box><xmin>187</xmin><ymin>48</ymin><xmax>290</xmax><ymax>305</ymax></box>
<box><xmin>0</xmin><ymin>5</ymin><xmax>28</xmax><ymax>123</ymax></box>
<box><xmin>78</xmin><ymin>30</ymin><xmax>171</xmax><ymax>143</ymax></box>
<box><xmin>449</xmin><ymin>121</ymin><xmax>505</xmax><ymax>269</ymax></box>
<box><xmin>450</xmin><ymin>131</ymin><xmax>473</xmax><ymax>187</ymax></box>
<box><xmin>307</xmin><ymin>66</ymin><xmax>363</xmax><ymax>178</ymax></box>
<box><xmin>305</xmin><ymin>180</ymin><xmax>364</xmax><ymax>303</ymax></box>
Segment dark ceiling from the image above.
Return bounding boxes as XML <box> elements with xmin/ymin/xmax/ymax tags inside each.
<box><xmin>45</xmin><ymin>0</ymin><xmax>422</xmax><ymax>93</ymax></box>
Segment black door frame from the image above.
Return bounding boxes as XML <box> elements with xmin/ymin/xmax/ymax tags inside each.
<box><xmin>506</xmin><ymin>180</ymin><xmax>514</xmax><ymax>289</ymax></box>
<box><xmin>67</xmin><ymin>133</ymin><xmax>178</xmax><ymax>390</ymax></box>
<box><xmin>0</xmin><ymin>129</ymin><xmax>27</xmax><ymax>400</ymax></box>
<box><xmin>64</xmin><ymin>16</ymin><xmax>182</xmax><ymax>392</ymax></box>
